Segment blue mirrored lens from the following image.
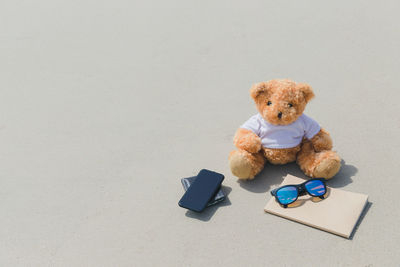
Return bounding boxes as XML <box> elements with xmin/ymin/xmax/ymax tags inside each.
<box><xmin>276</xmin><ymin>186</ymin><xmax>298</xmax><ymax>204</ymax></box>
<box><xmin>305</xmin><ymin>180</ymin><xmax>326</xmax><ymax>196</ymax></box>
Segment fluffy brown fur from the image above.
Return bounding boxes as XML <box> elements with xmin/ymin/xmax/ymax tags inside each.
<box><xmin>229</xmin><ymin>79</ymin><xmax>341</xmax><ymax>180</ymax></box>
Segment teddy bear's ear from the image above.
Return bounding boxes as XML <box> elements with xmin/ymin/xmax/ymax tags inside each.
<box><xmin>297</xmin><ymin>83</ymin><xmax>315</xmax><ymax>103</ymax></box>
<box><xmin>250</xmin><ymin>82</ymin><xmax>270</xmax><ymax>100</ymax></box>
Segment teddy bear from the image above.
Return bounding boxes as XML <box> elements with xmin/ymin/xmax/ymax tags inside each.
<box><xmin>229</xmin><ymin>79</ymin><xmax>341</xmax><ymax>180</ymax></box>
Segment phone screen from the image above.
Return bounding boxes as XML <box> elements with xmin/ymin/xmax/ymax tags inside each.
<box><xmin>178</xmin><ymin>169</ymin><xmax>224</xmax><ymax>212</ymax></box>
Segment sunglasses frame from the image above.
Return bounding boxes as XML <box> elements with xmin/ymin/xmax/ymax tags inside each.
<box><xmin>270</xmin><ymin>178</ymin><xmax>327</xmax><ymax>208</ymax></box>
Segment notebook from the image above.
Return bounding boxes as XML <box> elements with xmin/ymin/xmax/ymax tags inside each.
<box><xmin>264</xmin><ymin>175</ymin><xmax>368</xmax><ymax>238</ymax></box>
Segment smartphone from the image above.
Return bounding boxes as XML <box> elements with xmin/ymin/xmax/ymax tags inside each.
<box><xmin>181</xmin><ymin>176</ymin><xmax>225</xmax><ymax>207</ymax></box>
<box><xmin>178</xmin><ymin>169</ymin><xmax>224</xmax><ymax>212</ymax></box>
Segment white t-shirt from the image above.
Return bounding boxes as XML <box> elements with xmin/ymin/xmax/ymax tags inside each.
<box><xmin>240</xmin><ymin>114</ymin><xmax>320</xmax><ymax>149</ymax></box>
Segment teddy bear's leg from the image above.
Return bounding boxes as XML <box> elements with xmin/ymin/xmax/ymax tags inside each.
<box><xmin>296</xmin><ymin>141</ymin><xmax>341</xmax><ymax>179</ymax></box>
<box><xmin>229</xmin><ymin>149</ymin><xmax>265</xmax><ymax>179</ymax></box>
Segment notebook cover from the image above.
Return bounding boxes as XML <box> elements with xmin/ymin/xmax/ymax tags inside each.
<box><xmin>264</xmin><ymin>175</ymin><xmax>368</xmax><ymax>238</ymax></box>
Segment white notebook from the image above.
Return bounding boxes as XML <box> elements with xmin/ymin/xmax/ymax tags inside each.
<box><xmin>264</xmin><ymin>175</ymin><xmax>368</xmax><ymax>238</ymax></box>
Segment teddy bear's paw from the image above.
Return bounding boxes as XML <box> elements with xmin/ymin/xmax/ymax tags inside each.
<box><xmin>229</xmin><ymin>151</ymin><xmax>256</xmax><ymax>180</ymax></box>
<box><xmin>313</xmin><ymin>153</ymin><xmax>341</xmax><ymax>179</ymax></box>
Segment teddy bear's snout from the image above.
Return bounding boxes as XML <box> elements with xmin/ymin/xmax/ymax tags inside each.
<box><xmin>277</xmin><ymin>112</ymin><xmax>282</xmax><ymax>119</ymax></box>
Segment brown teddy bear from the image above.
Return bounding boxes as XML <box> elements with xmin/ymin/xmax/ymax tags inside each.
<box><xmin>229</xmin><ymin>79</ymin><xmax>341</xmax><ymax>180</ymax></box>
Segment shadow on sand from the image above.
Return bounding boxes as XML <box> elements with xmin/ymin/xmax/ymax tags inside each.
<box><xmin>349</xmin><ymin>201</ymin><xmax>372</xmax><ymax>240</ymax></box>
<box><xmin>185</xmin><ymin>186</ymin><xmax>232</xmax><ymax>222</ymax></box>
<box><xmin>238</xmin><ymin>159</ymin><xmax>358</xmax><ymax>193</ymax></box>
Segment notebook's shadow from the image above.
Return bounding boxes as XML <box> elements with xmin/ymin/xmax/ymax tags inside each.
<box><xmin>238</xmin><ymin>159</ymin><xmax>357</xmax><ymax>193</ymax></box>
<box><xmin>185</xmin><ymin>186</ymin><xmax>232</xmax><ymax>222</ymax></box>
<box><xmin>349</xmin><ymin>201</ymin><xmax>372</xmax><ymax>240</ymax></box>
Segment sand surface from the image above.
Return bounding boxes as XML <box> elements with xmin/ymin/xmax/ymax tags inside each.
<box><xmin>0</xmin><ymin>1</ymin><xmax>399</xmax><ymax>266</ymax></box>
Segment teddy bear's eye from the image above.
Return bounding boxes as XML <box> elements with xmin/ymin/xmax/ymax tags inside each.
<box><xmin>267</xmin><ymin>101</ymin><xmax>272</xmax><ymax>106</ymax></box>
<box><xmin>288</xmin><ymin>103</ymin><xmax>293</xmax><ymax>108</ymax></box>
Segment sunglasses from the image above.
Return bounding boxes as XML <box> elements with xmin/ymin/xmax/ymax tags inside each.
<box><xmin>270</xmin><ymin>178</ymin><xmax>327</xmax><ymax>208</ymax></box>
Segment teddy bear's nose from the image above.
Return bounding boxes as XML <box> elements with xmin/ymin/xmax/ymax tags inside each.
<box><xmin>278</xmin><ymin>112</ymin><xmax>282</xmax><ymax>119</ymax></box>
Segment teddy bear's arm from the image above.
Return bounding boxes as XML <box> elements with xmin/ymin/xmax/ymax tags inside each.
<box><xmin>233</xmin><ymin>128</ymin><xmax>262</xmax><ymax>153</ymax></box>
<box><xmin>310</xmin><ymin>128</ymin><xmax>333</xmax><ymax>152</ymax></box>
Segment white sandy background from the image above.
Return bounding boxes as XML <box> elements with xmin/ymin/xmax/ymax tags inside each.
<box><xmin>0</xmin><ymin>0</ymin><xmax>399</xmax><ymax>266</ymax></box>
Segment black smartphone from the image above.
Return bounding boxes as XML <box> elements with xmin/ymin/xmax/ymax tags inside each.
<box><xmin>178</xmin><ymin>169</ymin><xmax>224</xmax><ymax>212</ymax></box>
<box><xmin>181</xmin><ymin>176</ymin><xmax>225</xmax><ymax>207</ymax></box>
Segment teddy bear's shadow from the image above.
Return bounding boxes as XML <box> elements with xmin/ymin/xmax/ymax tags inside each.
<box><xmin>238</xmin><ymin>163</ymin><xmax>288</xmax><ymax>193</ymax></box>
<box><xmin>325</xmin><ymin>160</ymin><xmax>357</xmax><ymax>188</ymax></box>
<box><xmin>238</xmin><ymin>159</ymin><xmax>357</xmax><ymax>193</ymax></box>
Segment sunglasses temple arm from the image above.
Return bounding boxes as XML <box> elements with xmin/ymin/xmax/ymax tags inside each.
<box><xmin>270</xmin><ymin>189</ymin><xmax>277</xmax><ymax>196</ymax></box>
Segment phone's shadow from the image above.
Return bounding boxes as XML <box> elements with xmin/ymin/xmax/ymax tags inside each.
<box><xmin>185</xmin><ymin>186</ymin><xmax>232</xmax><ymax>222</ymax></box>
